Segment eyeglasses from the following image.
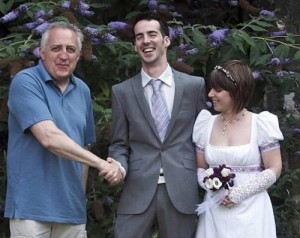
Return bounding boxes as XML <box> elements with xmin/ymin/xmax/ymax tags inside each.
<box><xmin>214</xmin><ymin>65</ymin><xmax>238</xmax><ymax>86</ymax></box>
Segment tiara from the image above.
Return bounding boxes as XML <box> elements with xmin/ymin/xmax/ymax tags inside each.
<box><xmin>214</xmin><ymin>65</ymin><xmax>238</xmax><ymax>86</ymax></box>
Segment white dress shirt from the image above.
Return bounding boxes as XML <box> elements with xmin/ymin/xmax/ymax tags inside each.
<box><xmin>141</xmin><ymin>64</ymin><xmax>175</xmax><ymax>117</ymax></box>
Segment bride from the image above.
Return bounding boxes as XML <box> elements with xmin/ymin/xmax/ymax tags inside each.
<box><xmin>193</xmin><ymin>60</ymin><xmax>283</xmax><ymax>238</ymax></box>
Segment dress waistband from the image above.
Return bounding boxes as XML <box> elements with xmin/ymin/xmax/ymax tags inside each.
<box><xmin>228</xmin><ymin>166</ymin><xmax>262</xmax><ymax>173</ymax></box>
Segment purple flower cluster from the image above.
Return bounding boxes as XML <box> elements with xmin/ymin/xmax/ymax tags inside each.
<box><xmin>61</xmin><ymin>0</ymin><xmax>94</xmax><ymax>17</ymax></box>
<box><xmin>271</xmin><ymin>30</ymin><xmax>287</xmax><ymax>37</ymax></box>
<box><xmin>228</xmin><ymin>0</ymin><xmax>238</xmax><ymax>7</ymax></box>
<box><xmin>283</xmin><ymin>58</ymin><xmax>291</xmax><ymax>64</ymax></box>
<box><xmin>0</xmin><ymin>4</ymin><xmax>28</xmax><ymax>23</ymax></box>
<box><xmin>293</xmin><ymin>128</ymin><xmax>300</xmax><ymax>136</ymax></box>
<box><xmin>108</xmin><ymin>21</ymin><xmax>128</xmax><ymax>31</ymax></box>
<box><xmin>169</xmin><ymin>26</ymin><xmax>184</xmax><ymax>40</ymax></box>
<box><xmin>260</xmin><ymin>10</ymin><xmax>275</xmax><ymax>18</ymax></box>
<box><xmin>206</xmin><ymin>101</ymin><xmax>213</xmax><ymax>108</ymax></box>
<box><xmin>252</xmin><ymin>70</ymin><xmax>261</xmax><ymax>80</ymax></box>
<box><xmin>271</xmin><ymin>57</ymin><xmax>281</xmax><ymax>65</ymax></box>
<box><xmin>203</xmin><ymin>164</ymin><xmax>235</xmax><ymax>192</ymax></box>
<box><xmin>33</xmin><ymin>22</ymin><xmax>49</xmax><ymax>35</ymax></box>
<box><xmin>185</xmin><ymin>48</ymin><xmax>198</xmax><ymax>55</ymax></box>
<box><xmin>102</xmin><ymin>33</ymin><xmax>117</xmax><ymax>43</ymax></box>
<box><xmin>148</xmin><ymin>0</ymin><xmax>158</xmax><ymax>10</ymax></box>
<box><xmin>84</xmin><ymin>26</ymin><xmax>98</xmax><ymax>37</ymax></box>
<box><xmin>23</xmin><ymin>8</ymin><xmax>54</xmax><ymax>34</ymax></box>
<box><xmin>208</xmin><ymin>28</ymin><xmax>230</xmax><ymax>48</ymax></box>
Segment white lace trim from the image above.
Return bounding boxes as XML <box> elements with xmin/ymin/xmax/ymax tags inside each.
<box><xmin>229</xmin><ymin>169</ymin><xmax>276</xmax><ymax>203</ymax></box>
<box><xmin>259</xmin><ymin>141</ymin><xmax>280</xmax><ymax>152</ymax></box>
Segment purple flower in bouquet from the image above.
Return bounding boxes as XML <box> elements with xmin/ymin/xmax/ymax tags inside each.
<box><xmin>203</xmin><ymin>164</ymin><xmax>235</xmax><ymax>191</ymax></box>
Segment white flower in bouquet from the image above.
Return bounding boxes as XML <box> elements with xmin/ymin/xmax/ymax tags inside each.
<box><xmin>205</xmin><ymin>168</ymin><xmax>214</xmax><ymax>176</ymax></box>
<box><xmin>212</xmin><ymin>177</ymin><xmax>222</xmax><ymax>189</ymax></box>
<box><xmin>204</xmin><ymin>178</ymin><xmax>214</xmax><ymax>190</ymax></box>
<box><xmin>221</xmin><ymin>168</ymin><xmax>231</xmax><ymax>177</ymax></box>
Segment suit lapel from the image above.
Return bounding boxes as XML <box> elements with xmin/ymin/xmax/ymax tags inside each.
<box><xmin>164</xmin><ymin>70</ymin><xmax>184</xmax><ymax>141</ymax></box>
<box><xmin>131</xmin><ymin>70</ymin><xmax>185</xmax><ymax>143</ymax></box>
<box><xmin>131</xmin><ymin>74</ymin><xmax>160</xmax><ymax>139</ymax></box>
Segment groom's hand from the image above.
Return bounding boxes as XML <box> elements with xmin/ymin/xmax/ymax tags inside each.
<box><xmin>99</xmin><ymin>157</ymin><xmax>124</xmax><ymax>185</ymax></box>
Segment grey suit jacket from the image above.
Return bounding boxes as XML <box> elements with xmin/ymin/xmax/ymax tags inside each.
<box><xmin>109</xmin><ymin>69</ymin><xmax>206</xmax><ymax>215</ymax></box>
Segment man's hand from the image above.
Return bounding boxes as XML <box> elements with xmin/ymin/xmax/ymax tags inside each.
<box><xmin>99</xmin><ymin>157</ymin><xmax>124</xmax><ymax>185</ymax></box>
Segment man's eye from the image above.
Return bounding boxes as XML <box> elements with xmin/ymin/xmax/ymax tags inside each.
<box><xmin>51</xmin><ymin>47</ymin><xmax>60</xmax><ymax>52</ymax></box>
<box><xmin>67</xmin><ymin>47</ymin><xmax>76</xmax><ymax>53</ymax></box>
<box><xmin>135</xmin><ymin>36</ymin><xmax>142</xmax><ymax>41</ymax></box>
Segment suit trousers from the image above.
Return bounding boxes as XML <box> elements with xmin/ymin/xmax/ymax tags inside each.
<box><xmin>114</xmin><ymin>184</ymin><xmax>196</xmax><ymax>238</ymax></box>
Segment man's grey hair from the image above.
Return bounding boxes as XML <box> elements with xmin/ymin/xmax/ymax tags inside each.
<box><xmin>40</xmin><ymin>21</ymin><xmax>84</xmax><ymax>51</ymax></box>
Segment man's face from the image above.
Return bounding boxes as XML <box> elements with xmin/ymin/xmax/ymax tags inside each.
<box><xmin>39</xmin><ymin>28</ymin><xmax>81</xmax><ymax>83</ymax></box>
<box><xmin>133</xmin><ymin>20</ymin><xmax>170</xmax><ymax>67</ymax></box>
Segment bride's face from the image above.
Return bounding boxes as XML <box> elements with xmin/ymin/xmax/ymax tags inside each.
<box><xmin>208</xmin><ymin>87</ymin><xmax>233</xmax><ymax>113</ymax></box>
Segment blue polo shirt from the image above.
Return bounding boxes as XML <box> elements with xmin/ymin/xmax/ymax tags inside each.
<box><xmin>5</xmin><ymin>60</ymin><xmax>96</xmax><ymax>224</ymax></box>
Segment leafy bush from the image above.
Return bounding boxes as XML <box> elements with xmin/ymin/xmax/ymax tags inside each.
<box><xmin>0</xmin><ymin>0</ymin><xmax>300</xmax><ymax>237</ymax></box>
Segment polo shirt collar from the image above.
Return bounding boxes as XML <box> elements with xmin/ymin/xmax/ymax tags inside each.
<box><xmin>37</xmin><ymin>60</ymin><xmax>76</xmax><ymax>85</ymax></box>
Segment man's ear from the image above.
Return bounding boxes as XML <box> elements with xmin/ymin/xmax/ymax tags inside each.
<box><xmin>39</xmin><ymin>47</ymin><xmax>45</xmax><ymax>60</ymax></box>
<box><xmin>164</xmin><ymin>36</ymin><xmax>171</xmax><ymax>48</ymax></box>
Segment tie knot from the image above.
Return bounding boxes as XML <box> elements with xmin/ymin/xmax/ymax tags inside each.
<box><xmin>151</xmin><ymin>79</ymin><xmax>163</xmax><ymax>94</ymax></box>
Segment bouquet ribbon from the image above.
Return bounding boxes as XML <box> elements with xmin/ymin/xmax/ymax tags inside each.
<box><xmin>195</xmin><ymin>188</ymin><xmax>228</xmax><ymax>215</ymax></box>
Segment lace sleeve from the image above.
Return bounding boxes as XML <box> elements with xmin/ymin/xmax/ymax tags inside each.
<box><xmin>229</xmin><ymin>169</ymin><xmax>276</xmax><ymax>203</ymax></box>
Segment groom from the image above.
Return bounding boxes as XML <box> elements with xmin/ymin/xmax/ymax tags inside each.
<box><xmin>106</xmin><ymin>12</ymin><xmax>207</xmax><ymax>238</ymax></box>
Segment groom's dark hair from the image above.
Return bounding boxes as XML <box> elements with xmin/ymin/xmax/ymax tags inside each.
<box><xmin>131</xmin><ymin>12</ymin><xmax>170</xmax><ymax>42</ymax></box>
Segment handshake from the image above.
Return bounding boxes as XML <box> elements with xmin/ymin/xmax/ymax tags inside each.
<box><xmin>99</xmin><ymin>157</ymin><xmax>125</xmax><ymax>185</ymax></box>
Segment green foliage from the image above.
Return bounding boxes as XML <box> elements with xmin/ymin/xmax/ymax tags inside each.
<box><xmin>0</xmin><ymin>0</ymin><xmax>300</xmax><ymax>237</ymax></box>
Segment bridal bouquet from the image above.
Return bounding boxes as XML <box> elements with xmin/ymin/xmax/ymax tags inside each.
<box><xmin>203</xmin><ymin>164</ymin><xmax>236</xmax><ymax>192</ymax></box>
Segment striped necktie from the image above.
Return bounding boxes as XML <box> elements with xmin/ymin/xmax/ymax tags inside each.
<box><xmin>150</xmin><ymin>79</ymin><xmax>170</xmax><ymax>142</ymax></box>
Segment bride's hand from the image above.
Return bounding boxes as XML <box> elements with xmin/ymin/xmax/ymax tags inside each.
<box><xmin>222</xmin><ymin>192</ymin><xmax>234</xmax><ymax>208</ymax></box>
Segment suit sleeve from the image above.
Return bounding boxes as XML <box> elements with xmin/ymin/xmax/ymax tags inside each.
<box><xmin>108</xmin><ymin>85</ymin><xmax>130</xmax><ymax>173</ymax></box>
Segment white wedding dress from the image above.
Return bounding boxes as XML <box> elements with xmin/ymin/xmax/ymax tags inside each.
<box><xmin>192</xmin><ymin>109</ymin><xmax>283</xmax><ymax>238</ymax></box>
